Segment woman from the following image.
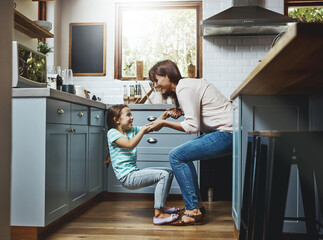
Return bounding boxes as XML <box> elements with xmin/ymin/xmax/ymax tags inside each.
<box><xmin>147</xmin><ymin>60</ymin><xmax>233</xmax><ymax>225</ymax></box>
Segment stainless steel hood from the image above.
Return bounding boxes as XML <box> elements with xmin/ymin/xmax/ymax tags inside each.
<box><xmin>201</xmin><ymin>0</ymin><xmax>297</xmax><ymax>36</ymax></box>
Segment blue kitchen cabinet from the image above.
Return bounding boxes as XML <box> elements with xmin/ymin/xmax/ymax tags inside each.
<box><xmin>107</xmin><ymin>109</ymin><xmax>199</xmax><ymax>194</ymax></box>
<box><xmin>11</xmin><ymin>96</ymin><xmax>105</xmax><ymax>228</ymax></box>
<box><xmin>46</xmin><ymin>124</ymin><xmax>70</xmax><ymax>223</ymax></box>
<box><xmin>88</xmin><ymin>108</ymin><xmax>106</xmax><ymax>198</ymax></box>
<box><xmin>232</xmin><ymin>95</ymin><xmax>308</xmax><ymax>233</ymax></box>
<box><xmin>69</xmin><ymin>125</ymin><xmax>89</xmax><ymax>210</ymax></box>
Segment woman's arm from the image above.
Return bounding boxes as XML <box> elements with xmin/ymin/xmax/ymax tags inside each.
<box><xmin>115</xmin><ymin>126</ymin><xmax>149</xmax><ymax>149</ymax></box>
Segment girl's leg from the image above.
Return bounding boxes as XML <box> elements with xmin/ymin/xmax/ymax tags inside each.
<box><xmin>119</xmin><ymin>167</ymin><xmax>174</xmax><ymax>216</ymax></box>
<box><xmin>169</xmin><ymin>131</ymin><xmax>232</xmax><ymax>211</ymax></box>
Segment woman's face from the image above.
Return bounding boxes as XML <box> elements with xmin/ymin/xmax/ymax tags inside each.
<box><xmin>155</xmin><ymin>74</ymin><xmax>173</xmax><ymax>95</ymax></box>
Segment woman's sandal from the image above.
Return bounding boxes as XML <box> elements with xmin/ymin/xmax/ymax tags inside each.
<box><xmin>179</xmin><ymin>206</ymin><xmax>206</xmax><ymax>217</ymax></box>
<box><xmin>170</xmin><ymin>213</ymin><xmax>203</xmax><ymax>226</ymax></box>
<box><xmin>163</xmin><ymin>207</ymin><xmax>180</xmax><ymax>214</ymax></box>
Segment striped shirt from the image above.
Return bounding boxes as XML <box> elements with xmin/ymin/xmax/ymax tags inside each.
<box><xmin>107</xmin><ymin>127</ymin><xmax>141</xmax><ymax>180</ymax></box>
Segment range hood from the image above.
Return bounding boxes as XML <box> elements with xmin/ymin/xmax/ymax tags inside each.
<box><xmin>201</xmin><ymin>0</ymin><xmax>297</xmax><ymax>36</ymax></box>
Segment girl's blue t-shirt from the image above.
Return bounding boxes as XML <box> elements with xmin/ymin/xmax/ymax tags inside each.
<box><xmin>107</xmin><ymin>126</ymin><xmax>141</xmax><ymax>179</ymax></box>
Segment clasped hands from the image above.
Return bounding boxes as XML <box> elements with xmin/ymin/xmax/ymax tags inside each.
<box><xmin>143</xmin><ymin>108</ymin><xmax>183</xmax><ymax>133</ymax></box>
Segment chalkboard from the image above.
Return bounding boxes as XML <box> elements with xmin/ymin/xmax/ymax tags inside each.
<box><xmin>69</xmin><ymin>23</ymin><xmax>106</xmax><ymax>76</ymax></box>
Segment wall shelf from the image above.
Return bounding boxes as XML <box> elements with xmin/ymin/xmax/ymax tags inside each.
<box><xmin>14</xmin><ymin>10</ymin><xmax>54</xmax><ymax>38</ymax></box>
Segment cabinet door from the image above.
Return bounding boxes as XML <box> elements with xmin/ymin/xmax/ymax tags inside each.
<box><xmin>88</xmin><ymin>126</ymin><xmax>104</xmax><ymax>198</ymax></box>
<box><xmin>70</xmin><ymin>125</ymin><xmax>88</xmax><ymax>209</ymax></box>
<box><xmin>46</xmin><ymin>124</ymin><xmax>70</xmax><ymax>225</ymax></box>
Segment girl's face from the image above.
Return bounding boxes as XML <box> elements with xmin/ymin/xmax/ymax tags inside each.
<box><xmin>155</xmin><ymin>74</ymin><xmax>173</xmax><ymax>95</ymax></box>
<box><xmin>115</xmin><ymin>107</ymin><xmax>134</xmax><ymax>130</ymax></box>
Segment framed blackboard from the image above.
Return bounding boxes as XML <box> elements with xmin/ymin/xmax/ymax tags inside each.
<box><xmin>69</xmin><ymin>23</ymin><xmax>106</xmax><ymax>76</ymax></box>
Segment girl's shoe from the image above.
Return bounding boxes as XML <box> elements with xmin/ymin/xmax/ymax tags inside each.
<box><xmin>153</xmin><ymin>213</ymin><xmax>179</xmax><ymax>225</ymax></box>
<box><xmin>163</xmin><ymin>207</ymin><xmax>180</xmax><ymax>214</ymax></box>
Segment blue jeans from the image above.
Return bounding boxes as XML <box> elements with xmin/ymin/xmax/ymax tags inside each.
<box><xmin>169</xmin><ymin>131</ymin><xmax>233</xmax><ymax>210</ymax></box>
<box><xmin>119</xmin><ymin>167</ymin><xmax>174</xmax><ymax>209</ymax></box>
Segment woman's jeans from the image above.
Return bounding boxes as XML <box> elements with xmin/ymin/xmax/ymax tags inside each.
<box><xmin>119</xmin><ymin>167</ymin><xmax>174</xmax><ymax>209</ymax></box>
<box><xmin>169</xmin><ymin>130</ymin><xmax>233</xmax><ymax>210</ymax></box>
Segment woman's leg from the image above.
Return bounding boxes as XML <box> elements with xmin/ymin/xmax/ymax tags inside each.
<box><xmin>169</xmin><ymin>131</ymin><xmax>233</xmax><ymax>211</ymax></box>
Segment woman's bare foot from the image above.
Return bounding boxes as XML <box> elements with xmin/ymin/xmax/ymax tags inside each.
<box><xmin>182</xmin><ymin>208</ymin><xmax>202</xmax><ymax>223</ymax></box>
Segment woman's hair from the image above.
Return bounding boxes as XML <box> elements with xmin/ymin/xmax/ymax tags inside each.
<box><xmin>106</xmin><ymin>104</ymin><xmax>128</xmax><ymax>130</ymax></box>
<box><xmin>149</xmin><ymin>59</ymin><xmax>182</xmax><ymax>84</ymax></box>
<box><xmin>149</xmin><ymin>60</ymin><xmax>182</xmax><ymax>108</ymax></box>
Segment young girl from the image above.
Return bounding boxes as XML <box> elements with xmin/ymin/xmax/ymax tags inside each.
<box><xmin>106</xmin><ymin>104</ymin><xmax>179</xmax><ymax>225</ymax></box>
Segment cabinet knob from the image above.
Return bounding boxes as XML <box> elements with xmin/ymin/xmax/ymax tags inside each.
<box><xmin>95</xmin><ymin>115</ymin><xmax>100</xmax><ymax>119</ymax></box>
<box><xmin>78</xmin><ymin>112</ymin><xmax>84</xmax><ymax>117</ymax></box>
<box><xmin>147</xmin><ymin>138</ymin><xmax>158</xmax><ymax>144</ymax></box>
<box><xmin>57</xmin><ymin>108</ymin><xmax>64</xmax><ymax>114</ymax></box>
<box><xmin>147</xmin><ymin>116</ymin><xmax>157</xmax><ymax>121</ymax></box>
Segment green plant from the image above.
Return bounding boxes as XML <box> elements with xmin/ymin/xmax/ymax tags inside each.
<box><xmin>289</xmin><ymin>7</ymin><xmax>323</xmax><ymax>23</ymax></box>
<box><xmin>37</xmin><ymin>41</ymin><xmax>53</xmax><ymax>55</ymax></box>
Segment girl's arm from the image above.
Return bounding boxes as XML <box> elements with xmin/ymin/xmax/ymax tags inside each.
<box><xmin>146</xmin><ymin>119</ymin><xmax>185</xmax><ymax>132</ymax></box>
<box><xmin>114</xmin><ymin>126</ymin><xmax>149</xmax><ymax>149</ymax></box>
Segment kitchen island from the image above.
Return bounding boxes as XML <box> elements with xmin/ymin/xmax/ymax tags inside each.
<box><xmin>231</xmin><ymin>22</ymin><xmax>323</xmax><ymax>238</ymax></box>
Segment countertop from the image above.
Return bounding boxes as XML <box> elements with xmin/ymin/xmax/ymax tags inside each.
<box><xmin>230</xmin><ymin>23</ymin><xmax>323</xmax><ymax>100</ymax></box>
<box><xmin>12</xmin><ymin>88</ymin><xmax>174</xmax><ymax>110</ymax></box>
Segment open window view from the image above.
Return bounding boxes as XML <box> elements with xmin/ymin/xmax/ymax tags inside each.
<box><xmin>288</xmin><ymin>7</ymin><xmax>323</xmax><ymax>22</ymax></box>
<box><xmin>118</xmin><ymin>4</ymin><xmax>200</xmax><ymax>79</ymax></box>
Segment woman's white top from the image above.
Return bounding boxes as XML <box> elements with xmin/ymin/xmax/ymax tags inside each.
<box><xmin>176</xmin><ymin>78</ymin><xmax>233</xmax><ymax>134</ymax></box>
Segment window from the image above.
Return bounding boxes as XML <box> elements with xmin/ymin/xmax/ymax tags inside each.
<box><xmin>115</xmin><ymin>1</ymin><xmax>202</xmax><ymax>80</ymax></box>
<box><xmin>285</xmin><ymin>0</ymin><xmax>323</xmax><ymax>22</ymax></box>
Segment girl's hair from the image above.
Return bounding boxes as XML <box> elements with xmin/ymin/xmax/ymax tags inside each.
<box><xmin>149</xmin><ymin>60</ymin><xmax>182</xmax><ymax>108</ymax></box>
<box><xmin>104</xmin><ymin>104</ymin><xmax>128</xmax><ymax>168</ymax></box>
<box><xmin>106</xmin><ymin>104</ymin><xmax>128</xmax><ymax>130</ymax></box>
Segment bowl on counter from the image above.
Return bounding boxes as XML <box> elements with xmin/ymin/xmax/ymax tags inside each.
<box><xmin>33</xmin><ymin>20</ymin><xmax>52</xmax><ymax>31</ymax></box>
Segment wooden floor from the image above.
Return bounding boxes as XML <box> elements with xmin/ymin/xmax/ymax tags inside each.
<box><xmin>42</xmin><ymin>199</ymin><xmax>236</xmax><ymax>240</ymax></box>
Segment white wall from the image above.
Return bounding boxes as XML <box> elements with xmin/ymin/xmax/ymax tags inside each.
<box><xmin>202</xmin><ymin>0</ymin><xmax>283</xmax><ymax>99</ymax></box>
<box><xmin>58</xmin><ymin>0</ymin><xmax>284</xmax><ymax>102</ymax></box>
<box><xmin>0</xmin><ymin>1</ymin><xmax>12</xmax><ymax>239</ymax></box>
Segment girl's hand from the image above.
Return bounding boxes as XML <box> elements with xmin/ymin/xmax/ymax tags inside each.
<box><xmin>146</xmin><ymin>119</ymin><xmax>164</xmax><ymax>132</ymax></box>
<box><xmin>141</xmin><ymin>125</ymin><xmax>150</xmax><ymax>134</ymax></box>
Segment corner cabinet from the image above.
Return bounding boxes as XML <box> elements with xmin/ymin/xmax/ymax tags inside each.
<box><xmin>11</xmin><ymin>97</ymin><xmax>104</xmax><ymax>227</ymax></box>
<box><xmin>107</xmin><ymin>109</ymin><xmax>199</xmax><ymax>194</ymax></box>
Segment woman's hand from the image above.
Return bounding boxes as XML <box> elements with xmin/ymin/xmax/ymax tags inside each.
<box><xmin>166</xmin><ymin>108</ymin><xmax>183</xmax><ymax>119</ymax></box>
<box><xmin>146</xmin><ymin>119</ymin><xmax>165</xmax><ymax>132</ymax></box>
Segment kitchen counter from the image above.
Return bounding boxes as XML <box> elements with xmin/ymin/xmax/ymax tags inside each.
<box><xmin>13</xmin><ymin>88</ymin><xmax>175</xmax><ymax>110</ymax></box>
<box><xmin>12</xmin><ymin>88</ymin><xmax>106</xmax><ymax>109</ymax></box>
<box><xmin>231</xmin><ymin>23</ymin><xmax>323</xmax><ymax>100</ymax></box>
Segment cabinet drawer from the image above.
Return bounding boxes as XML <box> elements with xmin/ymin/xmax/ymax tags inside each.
<box><xmin>137</xmin><ymin>133</ymin><xmax>195</xmax><ymax>155</ymax></box>
<box><xmin>90</xmin><ymin>107</ymin><xmax>105</xmax><ymax>126</ymax></box>
<box><xmin>132</xmin><ymin>110</ymin><xmax>185</xmax><ymax>134</ymax></box>
<box><xmin>71</xmin><ymin>104</ymin><xmax>88</xmax><ymax>125</ymax></box>
<box><xmin>47</xmin><ymin>99</ymin><xmax>71</xmax><ymax>124</ymax></box>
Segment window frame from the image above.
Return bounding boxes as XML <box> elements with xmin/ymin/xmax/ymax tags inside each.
<box><xmin>114</xmin><ymin>1</ymin><xmax>203</xmax><ymax>80</ymax></box>
<box><xmin>284</xmin><ymin>0</ymin><xmax>323</xmax><ymax>15</ymax></box>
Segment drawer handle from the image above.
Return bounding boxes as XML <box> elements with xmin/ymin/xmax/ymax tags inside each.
<box><xmin>147</xmin><ymin>116</ymin><xmax>157</xmax><ymax>121</ymax></box>
<box><xmin>95</xmin><ymin>115</ymin><xmax>100</xmax><ymax>119</ymax></box>
<box><xmin>78</xmin><ymin>112</ymin><xmax>84</xmax><ymax>117</ymax></box>
<box><xmin>57</xmin><ymin>108</ymin><xmax>64</xmax><ymax>114</ymax></box>
<box><xmin>147</xmin><ymin>138</ymin><xmax>158</xmax><ymax>144</ymax></box>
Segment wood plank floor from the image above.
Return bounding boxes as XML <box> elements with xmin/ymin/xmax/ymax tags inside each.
<box><xmin>42</xmin><ymin>199</ymin><xmax>236</xmax><ymax>240</ymax></box>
